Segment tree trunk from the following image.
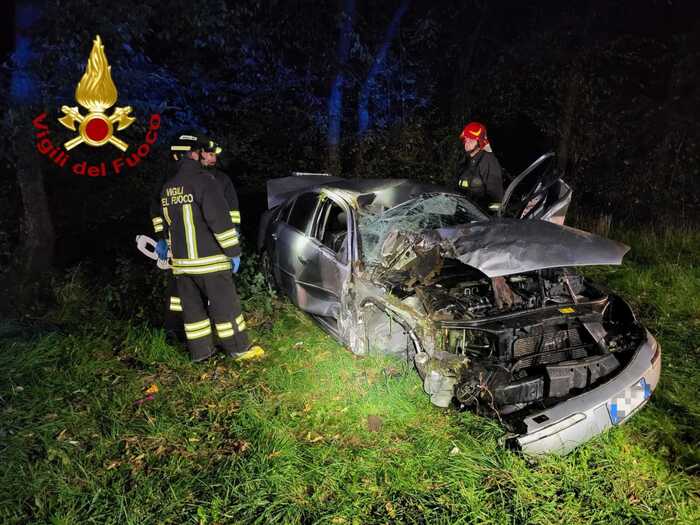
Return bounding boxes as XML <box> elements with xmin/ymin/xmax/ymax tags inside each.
<box><xmin>357</xmin><ymin>0</ymin><xmax>410</xmax><ymax>136</ymax></box>
<box><xmin>326</xmin><ymin>0</ymin><xmax>355</xmax><ymax>174</ymax></box>
<box><xmin>2</xmin><ymin>2</ymin><xmax>55</xmax><ymax>312</ymax></box>
<box><xmin>5</xmin><ymin>109</ymin><xmax>56</xmax><ymax>311</ymax></box>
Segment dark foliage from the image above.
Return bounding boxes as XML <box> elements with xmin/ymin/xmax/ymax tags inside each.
<box><xmin>0</xmin><ymin>0</ymin><xmax>698</xmax><ymax>310</ymax></box>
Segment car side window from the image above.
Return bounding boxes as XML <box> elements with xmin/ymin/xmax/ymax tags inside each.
<box><xmin>312</xmin><ymin>199</ymin><xmax>348</xmax><ymax>264</ymax></box>
<box><xmin>287</xmin><ymin>192</ymin><xmax>319</xmax><ymax>234</ymax></box>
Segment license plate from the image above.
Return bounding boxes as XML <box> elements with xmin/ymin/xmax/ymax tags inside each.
<box><xmin>607</xmin><ymin>377</ymin><xmax>652</xmax><ymax>425</ymax></box>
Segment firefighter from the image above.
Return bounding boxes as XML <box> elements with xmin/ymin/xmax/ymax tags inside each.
<box><xmin>198</xmin><ymin>140</ymin><xmax>241</xmax><ymax>235</ymax></box>
<box><xmin>456</xmin><ymin>123</ymin><xmax>516</xmax><ymax>307</ymax></box>
<box><xmin>150</xmin><ymin>171</ymin><xmax>183</xmax><ymax>341</ymax></box>
<box><xmin>456</xmin><ymin>122</ymin><xmax>504</xmax><ymax>213</ymax></box>
<box><xmin>160</xmin><ymin>134</ymin><xmax>264</xmax><ymax>362</ymax></box>
<box><xmin>150</xmin><ymin>138</ymin><xmax>239</xmax><ymax>339</ymax></box>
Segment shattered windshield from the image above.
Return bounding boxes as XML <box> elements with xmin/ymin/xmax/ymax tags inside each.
<box><xmin>358</xmin><ymin>193</ymin><xmax>487</xmax><ymax>265</ymax></box>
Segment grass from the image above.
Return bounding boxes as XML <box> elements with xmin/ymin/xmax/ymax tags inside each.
<box><xmin>1</xmin><ymin>229</ymin><xmax>699</xmax><ymax>524</ymax></box>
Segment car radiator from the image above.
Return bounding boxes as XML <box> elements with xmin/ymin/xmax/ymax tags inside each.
<box><xmin>511</xmin><ymin>327</ymin><xmax>589</xmax><ymax>371</ymax></box>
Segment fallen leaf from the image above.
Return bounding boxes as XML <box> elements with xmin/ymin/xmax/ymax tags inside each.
<box><xmin>386</xmin><ymin>501</ymin><xmax>397</xmax><ymax>518</ymax></box>
<box><xmin>449</xmin><ymin>446</ymin><xmax>461</xmax><ymax>456</ymax></box>
<box><xmin>134</xmin><ymin>394</ymin><xmax>155</xmax><ymax>406</ymax></box>
<box><xmin>144</xmin><ymin>384</ymin><xmax>159</xmax><ymax>395</ymax></box>
<box><xmin>232</xmin><ymin>440</ymin><xmax>250</xmax><ymax>453</ymax></box>
<box><xmin>306</xmin><ymin>432</ymin><xmax>324</xmax><ymax>443</ymax></box>
<box><xmin>383</xmin><ymin>366</ymin><xmax>401</xmax><ymax>378</ymax></box>
<box><xmin>105</xmin><ymin>460</ymin><xmax>121</xmax><ymax>470</ymax></box>
<box><xmin>367</xmin><ymin>415</ymin><xmax>383</xmax><ymax>432</ymax></box>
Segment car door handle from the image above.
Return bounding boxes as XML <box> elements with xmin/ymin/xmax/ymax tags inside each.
<box><xmin>297</xmin><ymin>255</ymin><xmax>308</xmax><ymax>264</ymax></box>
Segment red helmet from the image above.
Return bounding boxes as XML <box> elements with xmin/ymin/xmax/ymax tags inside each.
<box><xmin>459</xmin><ymin>122</ymin><xmax>489</xmax><ymax>148</ymax></box>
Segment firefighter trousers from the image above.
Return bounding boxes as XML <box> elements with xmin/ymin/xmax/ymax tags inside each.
<box><xmin>175</xmin><ymin>271</ymin><xmax>250</xmax><ymax>361</ymax></box>
<box><xmin>164</xmin><ymin>277</ymin><xmax>184</xmax><ymax>341</ymax></box>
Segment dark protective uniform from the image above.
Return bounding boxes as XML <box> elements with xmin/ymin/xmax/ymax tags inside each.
<box><xmin>160</xmin><ymin>158</ymin><xmax>249</xmax><ymax>360</ymax></box>
<box><xmin>150</xmin><ymin>167</ymin><xmax>242</xmax><ymax>328</ymax></box>
<box><xmin>210</xmin><ymin>167</ymin><xmax>241</xmax><ymax>229</ymax></box>
<box><xmin>149</xmin><ymin>174</ymin><xmax>184</xmax><ymax>339</ymax></box>
<box><xmin>456</xmin><ymin>149</ymin><xmax>504</xmax><ymax>212</ymax></box>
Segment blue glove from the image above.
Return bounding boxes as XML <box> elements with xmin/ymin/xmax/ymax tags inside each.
<box><xmin>155</xmin><ymin>239</ymin><xmax>169</xmax><ymax>260</ymax></box>
<box><xmin>231</xmin><ymin>256</ymin><xmax>240</xmax><ymax>274</ymax></box>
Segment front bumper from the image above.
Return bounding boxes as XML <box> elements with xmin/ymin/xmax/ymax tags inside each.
<box><xmin>511</xmin><ymin>329</ymin><xmax>661</xmax><ymax>454</ymax></box>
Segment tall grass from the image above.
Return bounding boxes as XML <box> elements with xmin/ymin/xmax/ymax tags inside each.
<box><xmin>0</xmin><ymin>230</ymin><xmax>698</xmax><ymax>524</ymax></box>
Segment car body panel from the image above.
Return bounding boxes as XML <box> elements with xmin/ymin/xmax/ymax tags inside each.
<box><xmin>514</xmin><ymin>330</ymin><xmax>660</xmax><ymax>454</ymax></box>
<box><xmin>272</xmin><ymin>189</ymin><xmax>352</xmax><ymax>318</ymax></box>
<box><xmin>500</xmin><ymin>152</ymin><xmax>572</xmax><ymax>224</ymax></box>
<box><xmin>260</xmin><ymin>170</ymin><xmax>659</xmax><ymax>455</ymax></box>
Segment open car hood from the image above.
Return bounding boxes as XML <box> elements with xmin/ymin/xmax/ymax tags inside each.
<box><xmin>380</xmin><ymin>218</ymin><xmax>629</xmax><ymax>278</ymax></box>
<box><xmin>436</xmin><ymin>219</ymin><xmax>629</xmax><ymax>277</ymax></box>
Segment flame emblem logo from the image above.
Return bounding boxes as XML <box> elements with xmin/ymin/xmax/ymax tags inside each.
<box><xmin>58</xmin><ymin>35</ymin><xmax>135</xmax><ymax>151</ymax></box>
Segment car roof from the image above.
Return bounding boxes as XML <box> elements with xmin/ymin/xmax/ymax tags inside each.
<box><xmin>267</xmin><ymin>175</ymin><xmax>477</xmax><ymax>214</ymax></box>
<box><xmin>320</xmin><ymin>178</ymin><xmax>449</xmax><ymax>211</ymax></box>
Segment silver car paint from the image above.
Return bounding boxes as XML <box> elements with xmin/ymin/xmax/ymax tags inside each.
<box><xmin>515</xmin><ymin>330</ymin><xmax>661</xmax><ymax>454</ymax></box>
<box><xmin>263</xmin><ymin>176</ymin><xmax>658</xmax><ymax>455</ymax></box>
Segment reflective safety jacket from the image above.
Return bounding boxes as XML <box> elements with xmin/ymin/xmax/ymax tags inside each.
<box><xmin>160</xmin><ymin>158</ymin><xmax>241</xmax><ymax>275</ymax></box>
<box><xmin>210</xmin><ymin>168</ymin><xmax>241</xmax><ymax>227</ymax></box>
<box><xmin>150</xmin><ymin>173</ymin><xmax>169</xmax><ymax>236</ymax></box>
<box><xmin>456</xmin><ymin>149</ymin><xmax>504</xmax><ymax>212</ymax></box>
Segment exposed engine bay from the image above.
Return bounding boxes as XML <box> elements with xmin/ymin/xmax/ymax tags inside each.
<box><xmin>379</xmin><ymin>260</ymin><xmax>646</xmax><ymax>421</ymax></box>
<box><xmin>414</xmin><ymin>263</ymin><xmax>593</xmax><ymax>320</ymax></box>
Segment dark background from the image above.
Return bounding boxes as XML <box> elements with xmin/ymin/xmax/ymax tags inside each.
<box><xmin>1</xmin><ymin>0</ymin><xmax>698</xmax><ymax>311</ymax></box>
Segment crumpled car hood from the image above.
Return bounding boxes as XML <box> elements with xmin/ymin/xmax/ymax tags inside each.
<box><xmin>381</xmin><ymin>218</ymin><xmax>629</xmax><ymax>278</ymax></box>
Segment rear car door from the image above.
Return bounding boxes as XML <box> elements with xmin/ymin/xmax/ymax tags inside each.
<box><xmin>274</xmin><ymin>191</ymin><xmax>321</xmax><ymax>302</ymax></box>
<box><xmin>299</xmin><ymin>193</ymin><xmax>352</xmax><ymax>318</ymax></box>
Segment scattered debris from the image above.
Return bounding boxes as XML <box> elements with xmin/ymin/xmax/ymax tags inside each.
<box><xmin>144</xmin><ymin>383</ymin><xmax>159</xmax><ymax>395</ymax></box>
<box><xmin>449</xmin><ymin>446</ymin><xmax>460</xmax><ymax>456</ymax></box>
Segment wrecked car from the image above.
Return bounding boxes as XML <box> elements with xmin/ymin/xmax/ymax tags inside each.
<box><xmin>257</xmin><ymin>154</ymin><xmax>661</xmax><ymax>454</ymax></box>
